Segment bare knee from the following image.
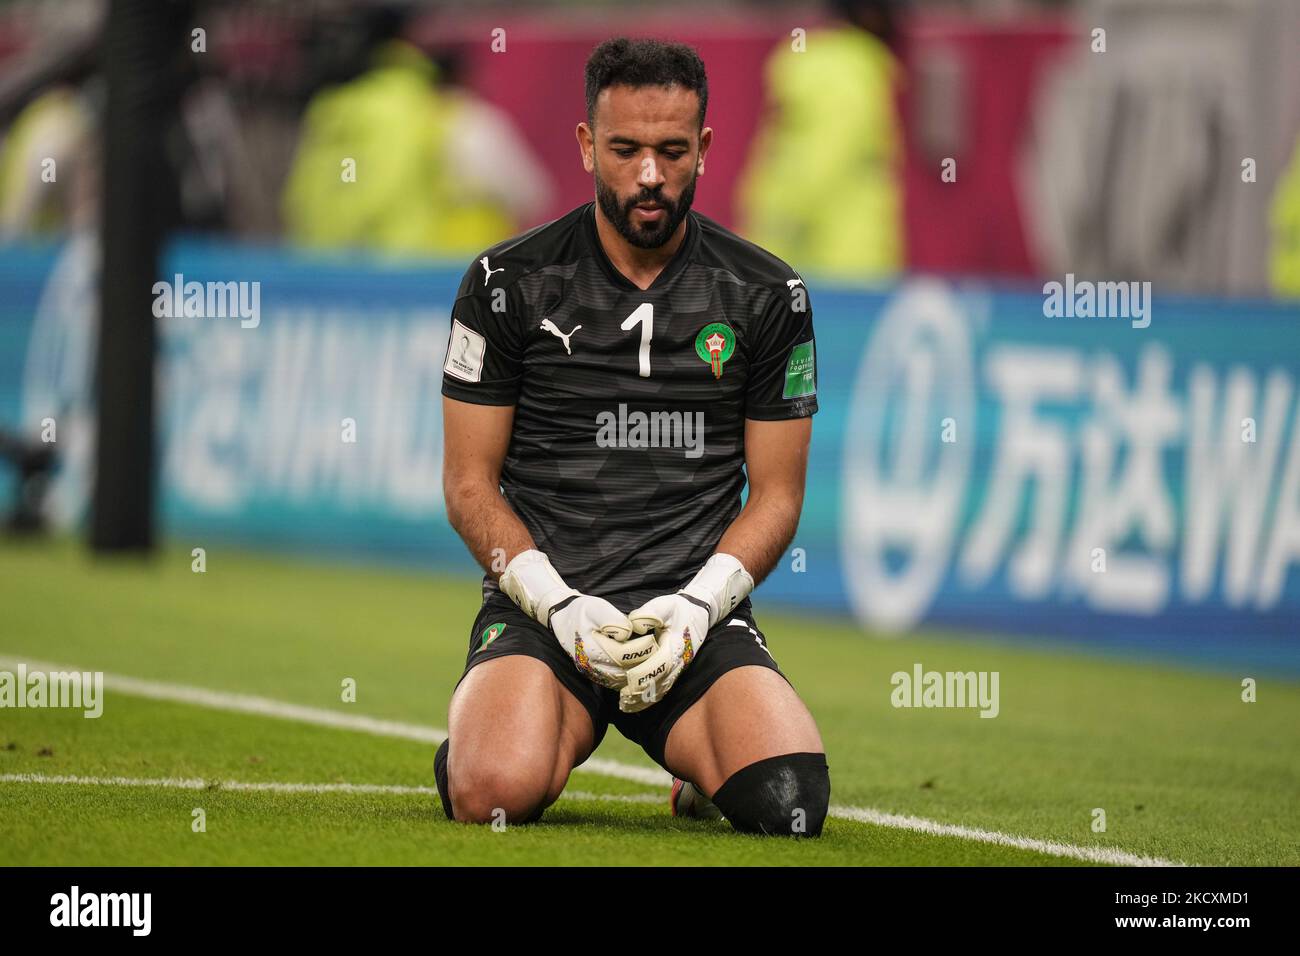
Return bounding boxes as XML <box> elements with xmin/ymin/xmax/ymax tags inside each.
<box><xmin>443</xmin><ymin>655</ymin><xmax>595</xmax><ymax>824</ymax></box>
<box><xmin>450</xmin><ymin>763</ymin><xmax>549</xmax><ymax>824</ymax></box>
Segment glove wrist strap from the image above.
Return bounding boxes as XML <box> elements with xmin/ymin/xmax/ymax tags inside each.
<box><xmin>680</xmin><ymin>553</ymin><xmax>755</xmax><ymax>629</ymax></box>
<box><xmin>499</xmin><ymin>549</ymin><xmax>579</xmax><ymax>627</ymax></box>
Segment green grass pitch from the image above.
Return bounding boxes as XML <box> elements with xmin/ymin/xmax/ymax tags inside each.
<box><xmin>1</xmin><ymin>538</ymin><xmax>1296</xmax><ymax>866</ymax></box>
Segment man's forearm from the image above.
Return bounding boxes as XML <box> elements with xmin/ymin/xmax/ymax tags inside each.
<box><xmin>445</xmin><ymin>482</ymin><xmax>536</xmax><ymax>580</ymax></box>
<box><xmin>715</xmin><ymin>491</ymin><xmax>803</xmax><ymax>587</ymax></box>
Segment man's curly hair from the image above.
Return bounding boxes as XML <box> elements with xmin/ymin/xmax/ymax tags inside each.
<box><xmin>584</xmin><ymin>37</ymin><xmax>708</xmax><ymax>130</ymax></box>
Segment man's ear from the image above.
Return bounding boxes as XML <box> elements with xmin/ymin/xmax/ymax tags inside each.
<box><xmin>577</xmin><ymin>122</ymin><xmax>595</xmax><ymax>173</ymax></box>
<box><xmin>697</xmin><ymin>126</ymin><xmax>713</xmax><ymax>176</ymax></box>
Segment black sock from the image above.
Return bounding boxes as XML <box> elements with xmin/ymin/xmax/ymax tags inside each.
<box><xmin>709</xmin><ymin>752</ymin><xmax>830</xmax><ymax>837</ymax></box>
<box><xmin>434</xmin><ymin>738</ymin><xmax>454</xmax><ymax>820</ymax></box>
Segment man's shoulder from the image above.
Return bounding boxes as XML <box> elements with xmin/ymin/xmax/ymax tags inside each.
<box><xmin>690</xmin><ymin>210</ymin><xmax>806</xmax><ymax>301</ymax></box>
<box><xmin>453</xmin><ymin>204</ymin><xmax>593</xmax><ymax>301</ymax></box>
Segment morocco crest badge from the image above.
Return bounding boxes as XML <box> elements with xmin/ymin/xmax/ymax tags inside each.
<box><xmin>477</xmin><ymin>622</ymin><xmax>507</xmax><ymax>651</ymax></box>
<box><xmin>694</xmin><ymin>322</ymin><xmax>736</xmax><ymax>380</ymax></box>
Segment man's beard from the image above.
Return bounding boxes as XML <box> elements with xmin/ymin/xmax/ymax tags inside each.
<box><xmin>595</xmin><ymin>166</ymin><xmax>697</xmax><ymax>250</ymax></box>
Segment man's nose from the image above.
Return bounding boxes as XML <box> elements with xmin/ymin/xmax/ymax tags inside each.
<box><xmin>638</xmin><ymin>155</ymin><xmax>665</xmax><ymax>189</ymax></box>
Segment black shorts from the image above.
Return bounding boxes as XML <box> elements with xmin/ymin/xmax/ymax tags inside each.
<box><xmin>455</xmin><ymin>593</ymin><xmax>791</xmax><ymax>773</ymax></box>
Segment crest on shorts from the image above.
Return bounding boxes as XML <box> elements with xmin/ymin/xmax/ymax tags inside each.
<box><xmin>694</xmin><ymin>323</ymin><xmax>736</xmax><ymax>380</ymax></box>
<box><xmin>478</xmin><ymin>622</ymin><xmax>507</xmax><ymax>650</ymax></box>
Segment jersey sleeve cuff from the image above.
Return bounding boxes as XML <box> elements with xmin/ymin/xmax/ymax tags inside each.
<box><xmin>441</xmin><ymin>379</ymin><xmax>519</xmax><ymax>406</ymax></box>
<box><xmin>744</xmin><ymin>397</ymin><xmax>818</xmax><ymax>421</ymax></box>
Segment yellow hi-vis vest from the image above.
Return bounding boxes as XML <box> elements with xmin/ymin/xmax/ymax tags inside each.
<box><xmin>736</xmin><ymin>26</ymin><xmax>904</xmax><ymax>281</ymax></box>
<box><xmin>282</xmin><ymin>41</ymin><xmax>512</xmax><ymax>258</ymax></box>
<box><xmin>1272</xmin><ymin>137</ymin><xmax>1300</xmax><ymax>298</ymax></box>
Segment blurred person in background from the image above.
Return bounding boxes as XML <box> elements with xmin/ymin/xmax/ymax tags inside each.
<box><xmin>735</xmin><ymin>0</ymin><xmax>904</xmax><ymax>281</ymax></box>
<box><xmin>1024</xmin><ymin>0</ymin><xmax>1299</xmax><ymax>297</ymax></box>
<box><xmin>0</xmin><ymin>0</ymin><xmax>268</xmax><ymax>241</ymax></box>
<box><xmin>281</xmin><ymin>4</ymin><xmax>552</xmax><ymax>259</ymax></box>
<box><xmin>0</xmin><ymin>9</ymin><xmax>101</xmax><ymax>241</ymax></box>
<box><xmin>0</xmin><ymin>80</ymin><xmax>97</xmax><ymax>238</ymax></box>
<box><xmin>1272</xmin><ymin>136</ymin><xmax>1300</xmax><ymax>298</ymax></box>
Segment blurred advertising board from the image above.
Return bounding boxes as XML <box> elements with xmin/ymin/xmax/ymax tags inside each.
<box><xmin>4</xmin><ymin>237</ymin><xmax>1297</xmax><ymax>672</ymax></box>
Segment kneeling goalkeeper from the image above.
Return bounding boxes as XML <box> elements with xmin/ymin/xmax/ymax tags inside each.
<box><xmin>434</xmin><ymin>36</ymin><xmax>828</xmax><ymax>836</ymax></box>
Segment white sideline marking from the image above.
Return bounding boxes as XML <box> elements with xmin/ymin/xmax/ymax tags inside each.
<box><xmin>831</xmin><ymin>805</ymin><xmax>1185</xmax><ymax>868</ymax></box>
<box><xmin>0</xmin><ymin>773</ymin><xmax>438</xmax><ymax>795</ymax></box>
<box><xmin>0</xmin><ymin>656</ymin><xmax>666</xmax><ymax>786</ymax></box>
<box><xmin>0</xmin><ymin>774</ymin><xmax>663</xmax><ymax>805</ymax></box>
<box><xmin>0</xmin><ymin>655</ymin><xmax>1186</xmax><ymax>865</ymax></box>
<box><xmin>0</xmin><ymin>774</ymin><xmax>1182</xmax><ymax>864</ymax></box>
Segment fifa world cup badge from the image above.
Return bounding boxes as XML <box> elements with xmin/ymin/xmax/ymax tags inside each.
<box><xmin>695</xmin><ymin>323</ymin><xmax>736</xmax><ymax>380</ymax></box>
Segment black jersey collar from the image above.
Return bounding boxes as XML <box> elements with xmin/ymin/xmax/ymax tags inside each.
<box><xmin>584</xmin><ymin>201</ymin><xmax>699</xmax><ymax>293</ymax></box>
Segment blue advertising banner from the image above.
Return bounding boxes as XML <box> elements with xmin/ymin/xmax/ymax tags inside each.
<box><xmin>2</xmin><ymin>237</ymin><xmax>1298</xmax><ymax>673</ymax></box>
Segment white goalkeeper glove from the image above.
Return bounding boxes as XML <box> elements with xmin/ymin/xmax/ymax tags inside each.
<box><xmin>498</xmin><ymin>549</ymin><xmax>656</xmax><ymax>689</ymax></box>
<box><xmin>619</xmin><ymin>553</ymin><xmax>755</xmax><ymax>713</ymax></box>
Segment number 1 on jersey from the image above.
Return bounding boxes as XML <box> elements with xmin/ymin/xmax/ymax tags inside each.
<box><xmin>621</xmin><ymin>303</ymin><xmax>653</xmax><ymax>378</ymax></box>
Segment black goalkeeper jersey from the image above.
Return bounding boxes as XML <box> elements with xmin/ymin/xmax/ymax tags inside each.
<box><xmin>441</xmin><ymin>201</ymin><xmax>818</xmax><ymax>612</ymax></box>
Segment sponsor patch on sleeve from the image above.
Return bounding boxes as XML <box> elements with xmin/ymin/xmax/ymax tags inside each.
<box><xmin>782</xmin><ymin>340</ymin><xmax>816</xmax><ymax>399</ymax></box>
<box><xmin>444</xmin><ymin>318</ymin><xmax>487</xmax><ymax>383</ymax></box>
